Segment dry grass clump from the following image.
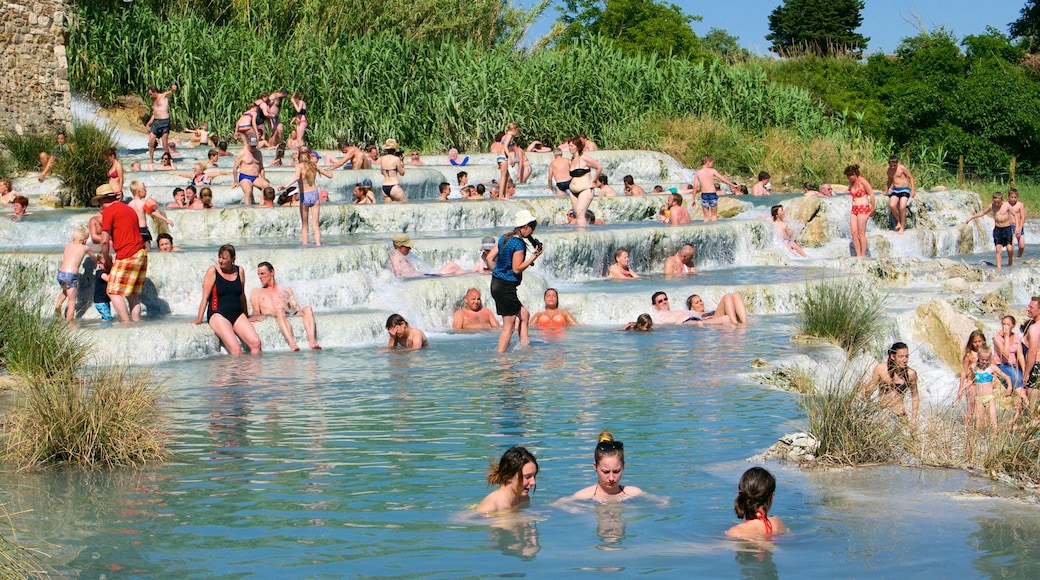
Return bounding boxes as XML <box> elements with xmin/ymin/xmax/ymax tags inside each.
<box><xmin>0</xmin><ymin>503</ymin><xmax>51</xmax><ymax>579</ymax></box>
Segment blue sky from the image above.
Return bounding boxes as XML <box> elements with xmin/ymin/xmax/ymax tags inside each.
<box><xmin>530</xmin><ymin>0</ymin><xmax>1027</xmax><ymax>55</ymax></box>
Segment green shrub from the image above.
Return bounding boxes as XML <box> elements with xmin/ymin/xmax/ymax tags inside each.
<box><xmin>795</xmin><ymin>280</ymin><xmax>887</xmax><ymax>354</ymax></box>
<box><xmin>0</xmin><ymin>133</ymin><xmax>53</xmax><ymax>173</ymax></box>
<box><xmin>803</xmin><ymin>372</ymin><xmax>904</xmax><ymax>465</ymax></box>
<box><xmin>54</xmin><ymin>124</ymin><xmax>117</xmax><ymax>207</ymax></box>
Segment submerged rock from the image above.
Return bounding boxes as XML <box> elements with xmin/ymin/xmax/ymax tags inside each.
<box><xmin>763</xmin><ymin>432</ymin><xmax>820</xmax><ymax>463</ymax></box>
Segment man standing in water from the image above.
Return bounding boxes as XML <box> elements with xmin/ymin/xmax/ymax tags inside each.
<box><xmin>250</xmin><ymin>261</ymin><xmax>321</xmax><ymax>351</ymax></box>
<box><xmin>548</xmin><ymin>149</ymin><xmax>571</xmax><ymax>195</ymax></box>
<box><xmin>966</xmin><ymin>191</ymin><xmax>1015</xmax><ymax>269</ymax></box>
<box><xmin>232</xmin><ymin>134</ymin><xmax>270</xmax><ymax>205</ymax></box>
<box><xmin>692</xmin><ymin>155</ymin><xmax>738</xmax><ymax>222</ymax></box>
<box><xmin>1008</xmin><ymin>188</ymin><xmax>1026</xmax><ymax>257</ymax></box>
<box><xmin>146</xmin><ymin>84</ymin><xmax>177</xmax><ymax>169</ymax></box>
<box><xmin>1023</xmin><ymin>297</ymin><xmax>1040</xmax><ymax>406</ymax></box>
<box><xmin>863</xmin><ymin>341</ymin><xmax>920</xmax><ymax>424</ymax></box>
<box><xmin>885</xmin><ymin>155</ymin><xmax>916</xmax><ymax>233</ymax></box>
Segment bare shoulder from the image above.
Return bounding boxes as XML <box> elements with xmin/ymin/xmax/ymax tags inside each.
<box><xmin>570</xmin><ymin>485</ymin><xmax>597</xmax><ymax>500</ymax></box>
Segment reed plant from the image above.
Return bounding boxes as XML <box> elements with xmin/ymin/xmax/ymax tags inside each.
<box><xmin>0</xmin><ymin>134</ymin><xmax>52</xmax><ymax>173</ymax></box>
<box><xmin>54</xmin><ymin>124</ymin><xmax>117</xmax><ymax>207</ymax></box>
<box><xmin>801</xmin><ymin>367</ymin><xmax>905</xmax><ymax>466</ymax></box>
<box><xmin>795</xmin><ymin>280</ymin><xmax>888</xmax><ymax>355</ymax></box>
<box><xmin>0</xmin><ymin>504</ymin><xmax>50</xmax><ymax>579</ymax></box>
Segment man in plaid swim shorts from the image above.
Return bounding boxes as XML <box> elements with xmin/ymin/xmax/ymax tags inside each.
<box><xmin>93</xmin><ymin>184</ymin><xmax>148</xmax><ymax>322</ymax></box>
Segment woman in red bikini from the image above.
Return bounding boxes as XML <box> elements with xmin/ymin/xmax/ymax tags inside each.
<box><xmin>726</xmin><ymin>467</ymin><xmax>787</xmax><ymax>539</ymax></box>
<box><xmin>104</xmin><ymin>147</ymin><xmax>124</xmax><ymax>195</ymax></box>
<box><xmin>568</xmin><ymin>431</ymin><xmax>643</xmax><ymax>501</ymax></box>
<box><xmin>845</xmin><ymin>164</ymin><xmax>875</xmax><ymax>257</ymax></box>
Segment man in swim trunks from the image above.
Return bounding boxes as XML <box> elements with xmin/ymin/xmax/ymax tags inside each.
<box><xmin>863</xmin><ymin>341</ymin><xmax>919</xmax><ymax>424</ymax></box>
<box><xmin>531</xmin><ymin>288</ymin><xmax>578</xmax><ymax>328</ymax></box>
<box><xmin>548</xmin><ymin>149</ymin><xmax>571</xmax><ymax>196</ymax></box>
<box><xmin>452</xmin><ymin>288</ymin><xmax>501</xmax><ymax>330</ymax></box>
<box><xmin>328</xmin><ymin>141</ymin><xmax>369</xmax><ymax>171</ymax></box>
<box><xmin>966</xmin><ymin>191</ymin><xmax>1015</xmax><ymax>269</ymax></box>
<box><xmin>693</xmin><ymin>155</ymin><xmax>739</xmax><ymax>222</ymax></box>
<box><xmin>1023</xmin><ymin>297</ymin><xmax>1040</xmax><ymax>405</ymax></box>
<box><xmin>94</xmin><ymin>184</ymin><xmax>147</xmax><ymax>323</ymax></box>
<box><xmin>265</xmin><ymin>90</ymin><xmax>289</xmax><ymax>146</ymax></box>
<box><xmin>146</xmin><ymin>84</ymin><xmax>177</xmax><ymax>169</ymax></box>
<box><xmin>1008</xmin><ymin>188</ymin><xmax>1026</xmax><ymax>258</ymax></box>
<box><xmin>38</xmin><ymin>131</ymin><xmax>72</xmax><ymax>181</ymax></box>
<box><xmin>232</xmin><ymin>134</ymin><xmax>270</xmax><ymax>205</ymax></box>
<box><xmin>250</xmin><ymin>261</ymin><xmax>321</xmax><ymax>351</ymax></box>
<box><xmin>885</xmin><ymin>155</ymin><xmax>916</xmax><ymax>234</ymax></box>
<box><xmin>663</xmin><ymin>244</ymin><xmax>697</xmax><ymax>276</ymax></box>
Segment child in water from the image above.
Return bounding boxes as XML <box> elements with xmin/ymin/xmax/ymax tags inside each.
<box><xmin>476</xmin><ymin>446</ymin><xmax>539</xmax><ymax>514</ymax></box>
<box><xmin>55</xmin><ymin>226</ymin><xmax>91</xmax><ymax>321</ymax></box>
<box><xmin>726</xmin><ymin>467</ymin><xmax>787</xmax><ymax>539</ymax></box>
<box><xmin>93</xmin><ymin>253</ymin><xmax>113</xmax><ymax>322</ymax></box>
<box><xmin>959</xmin><ymin>345</ymin><xmax>1013</xmax><ymax>430</ymax></box>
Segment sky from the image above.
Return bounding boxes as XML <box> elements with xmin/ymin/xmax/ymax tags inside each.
<box><xmin>529</xmin><ymin>0</ymin><xmax>1028</xmax><ymax>55</ymax></box>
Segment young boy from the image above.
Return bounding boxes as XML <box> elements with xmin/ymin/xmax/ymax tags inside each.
<box><xmin>692</xmin><ymin>155</ymin><xmax>739</xmax><ymax>222</ymax></box>
<box><xmin>93</xmin><ymin>252</ymin><xmax>113</xmax><ymax>322</ymax></box>
<box><xmin>438</xmin><ymin>182</ymin><xmax>451</xmax><ymax>201</ymax></box>
<box><xmin>966</xmin><ymin>191</ymin><xmax>1015</xmax><ymax>269</ymax></box>
<box><xmin>56</xmin><ymin>226</ymin><xmax>91</xmax><ymax>321</ymax></box>
<box><xmin>128</xmin><ymin>181</ymin><xmax>174</xmax><ymax>246</ymax></box>
<box><xmin>1008</xmin><ymin>188</ymin><xmax>1027</xmax><ymax>257</ymax></box>
<box><xmin>385</xmin><ymin>313</ymin><xmax>428</xmax><ymax>350</ymax></box>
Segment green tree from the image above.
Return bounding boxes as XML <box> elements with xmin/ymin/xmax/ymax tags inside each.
<box><xmin>962</xmin><ymin>27</ymin><xmax>1025</xmax><ymax>64</ymax></box>
<box><xmin>766</xmin><ymin>0</ymin><xmax>868</xmax><ymax>56</ymax></box>
<box><xmin>702</xmin><ymin>28</ymin><xmax>751</xmax><ymax>62</ymax></box>
<box><xmin>556</xmin><ymin>0</ymin><xmax>703</xmax><ymax>59</ymax></box>
<box><xmin>1010</xmin><ymin>0</ymin><xmax>1040</xmax><ymax>52</ymax></box>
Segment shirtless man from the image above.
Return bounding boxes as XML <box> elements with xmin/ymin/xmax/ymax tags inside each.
<box><xmin>352</xmin><ymin>180</ymin><xmax>376</xmax><ymax>204</ymax></box>
<box><xmin>622</xmin><ymin>175</ymin><xmax>645</xmax><ymax>196</ymax></box>
<box><xmin>692</xmin><ymin>155</ymin><xmax>738</xmax><ymax>222</ymax></box>
<box><xmin>663</xmin><ymin>244</ymin><xmax>697</xmax><ymax>276</ymax></box>
<box><xmin>966</xmin><ymin>191</ymin><xmax>1015</xmax><ymax>269</ymax></box>
<box><xmin>1023</xmin><ymin>297</ymin><xmax>1040</xmax><ymax>405</ymax></box>
<box><xmin>127</xmin><ymin>181</ymin><xmax>174</xmax><ymax>247</ymax></box>
<box><xmin>386</xmin><ymin>313</ymin><xmax>427</xmax><ymax>350</ymax></box>
<box><xmin>265</xmin><ymin>90</ymin><xmax>289</xmax><ymax>146</ymax></box>
<box><xmin>452</xmin><ymin>288</ymin><xmax>501</xmax><ymax>330</ymax></box>
<box><xmin>328</xmin><ymin>141</ymin><xmax>368</xmax><ymax>170</ymax></box>
<box><xmin>751</xmin><ymin>172</ymin><xmax>770</xmax><ymax>196</ymax></box>
<box><xmin>1008</xmin><ymin>188</ymin><xmax>1026</xmax><ymax>257</ymax></box>
<box><xmin>38</xmin><ymin>132</ymin><xmax>72</xmax><ymax>181</ymax></box>
<box><xmin>662</xmin><ymin>193</ymin><xmax>691</xmax><ymax>225</ymax></box>
<box><xmin>548</xmin><ymin>149</ymin><xmax>572</xmax><ymax>196</ymax></box>
<box><xmin>250</xmin><ymin>261</ymin><xmax>321</xmax><ymax>351</ymax></box>
<box><xmin>885</xmin><ymin>156</ymin><xmax>916</xmax><ymax>233</ymax></box>
<box><xmin>863</xmin><ymin>341</ymin><xmax>920</xmax><ymax>424</ymax></box>
<box><xmin>531</xmin><ymin>288</ymin><xmax>578</xmax><ymax>328</ymax></box>
<box><xmin>378</xmin><ymin>139</ymin><xmax>407</xmax><ymax>202</ymax></box>
<box><xmin>595</xmin><ymin>175</ymin><xmax>618</xmax><ymax>196</ymax></box>
<box><xmin>649</xmin><ymin>291</ymin><xmax>700</xmax><ymax>325</ymax></box>
<box><xmin>232</xmin><ymin>134</ymin><xmax>270</xmax><ymax>205</ymax></box>
<box><xmin>146</xmin><ymin>84</ymin><xmax>177</xmax><ymax>168</ymax></box>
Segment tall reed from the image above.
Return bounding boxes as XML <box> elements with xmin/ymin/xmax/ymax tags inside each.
<box><xmin>55</xmin><ymin>124</ymin><xmax>118</xmax><ymax>207</ymax></box>
<box><xmin>796</xmin><ymin>280</ymin><xmax>888</xmax><ymax>355</ymax></box>
<box><xmin>0</xmin><ymin>134</ymin><xmax>53</xmax><ymax>173</ymax></box>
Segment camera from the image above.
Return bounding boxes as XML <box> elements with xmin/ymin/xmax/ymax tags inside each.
<box><xmin>528</xmin><ymin>236</ymin><xmax>543</xmax><ymax>253</ymax></box>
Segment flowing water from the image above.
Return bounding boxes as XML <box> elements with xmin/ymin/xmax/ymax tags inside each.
<box><xmin>3</xmin><ymin>107</ymin><xmax>1040</xmax><ymax>576</ymax></box>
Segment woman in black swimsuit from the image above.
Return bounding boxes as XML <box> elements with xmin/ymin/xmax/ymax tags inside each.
<box><xmin>567</xmin><ymin>136</ymin><xmax>603</xmax><ymax>227</ymax></box>
<box><xmin>568</xmin><ymin>430</ymin><xmax>643</xmax><ymax>501</ymax></box>
<box><xmin>192</xmin><ymin>244</ymin><xmax>262</xmax><ymax>355</ymax></box>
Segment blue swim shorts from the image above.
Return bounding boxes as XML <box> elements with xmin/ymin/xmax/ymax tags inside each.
<box><xmin>94</xmin><ymin>302</ymin><xmax>113</xmax><ymax>321</ymax></box>
<box><xmin>889</xmin><ymin>187</ymin><xmax>910</xmax><ymax>199</ymax></box>
<box><xmin>57</xmin><ymin>270</ymin><xmax>78</xmax><ymax>291</ymax></box>
<box><xmin>700</xmin><ymin>192</ymin><xmax>718</xmax><ymax>208</ymax></box>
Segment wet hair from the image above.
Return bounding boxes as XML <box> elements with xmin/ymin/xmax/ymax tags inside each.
<box><xmin>263</xmin><ymin>186</ymin><xmax>276</xmax><ymax>201</ymax></box>
<box><xmin>614</xmin><ymin>247</ymin><xmax>629</xmax><ymax>260</ymax></box>
<box><xmin>172</xmin><ymin>187</ymin><xmax>184</xmax><ymax>199</ymax></box>
<box><xmin>843</xmin><ymin>164</ymin><xmax>861</xmax><ymax>177</ymax></box>
<box><xmin>623</xmin><ymin>175</ymin><xmax>635</xmax><ymax>186</ymax></box>
<box><xmin>702</xmin><ymin>155</ymin><xmax>714</xmax><ymax>164</ymax></box>
<box><xmin>218</xmin><ymin>141</ymin><xmax>229</xmax><ymax>152</ymax></box>
<box><xmin>733</xmin><ymin>467</ymin><xmax>776</xmax><ymax>520</ymax></box>
<box><xmin>1010</xmin><ymin>188</ymin><xmax>1019</xmax><ymax>196</ymax></box>
<box><xmin>208</xmin><ymin>148</ymin><xmax>219</xmax><ymax>158</ymax></box>
<box><xmin>385</xmin><ymin>313</ymin><xmax>406</xmax><ymax>330</ymax></box>
<box><xmin>888</xmin><ymin>155</ymin><xmax>899</xmax><ymax>163</ymax></box>
<box><xmin>887</xmin><ymin>341</ymin><xmax>910</xmax><ymax>382</ymax></box>
<box><xmin>651</xmin><ymin>291</ymin><xmax>667</xmax><ymax>306</ymax></box>
<box><xmin>758</xmin><ymin>171</ymin><xmax>770</xmax><ymax>181</ymax></box>
<box><xmin>218</xmin><ymin>244</ymin><xmax>236</xmax><ymax>261</ymax></box>
<box><xmin>456</xmin><ymin>171</ymin><xmax>468</xmax><ymax>182</ymax></box>
<box><xmin>199</xmin><ymin>186</ymin><xmax>213</xmax><ymax>198</ymax></box>
<box><xmin>544</xmin><ymin>287</ymin><xmax>558</xmax><ymax>298</ymax></box>
<box><xmin>103</xmin><ymin>147</ymin><xmax>117</xmax><ymax>158</ymax></box>
<box><xmin>573</xmin><ymin>136</ymin><xmax>586</xmax><ymax>156</ymax></box>
<box><xmin>12</xmin><ymin>195</ymin><xmax>28</xmax><ymax>207</ymax></box>
<box><xmin>594</xmin><ymin>430</ymin><xmax>625</xmax><ymax>466</ymax></box>
<box><xmin>147</xmin><ymin>85</ymin><xmax>159</xmax><ymax>93</ymax></box>
<box><xmin>671</xmin><ymin>193</ymin><xmax>683</xmax><ymax>206</ymax></box>
<box><xmin>476</xmin><ymin>184</ymin><xmax>486</xmax><ymax>196</ymax></box>
<box><xmin>157</xmin><ymin>232</ymin><xmax>174</xmax><ymax>245</ymax></box>
<box><xmin>257</xmin><ymin>261</ymin><xmax>273</xmax><ymax>272</ymax></box>
<box><xmin>631</xmin><ymin>313</ymin><xmax>653</xmax><ymax>331</ymax></box>
<box><xmin>737</xmin><ymin>184</ymin><xmax>749</xmax><ymax>195</ymax></box>
<box><xmin>487</xmin><ymin>446</ymin><xmax>538</xmax><ymax>486</ymax></box>
<box><xmin>803</xmin><ymin>181</ymin><xmax>814</xmax><ymax>191</ymax></box>
<box><xmin>597</xmin><ymin>174</ymin><xmax>608</xmax><ymax>185</ymax></box>
<box><xmin>685</xmin><ymin>294</ymin><xmax>701</xmax><ymax>311</ymax></box>
<box><xmin>0</xmin><ymin>177</ymin><xmax>10</xmax><ymax>190</ymax></box>
<box><xmin>770</xmin><ymin>204</ymin><xmax>783</xmax><ymax>220</ymax></box>
<box><xmin>439</xmin><ymin>182</ymin><xmax>450</xmax><ymax>194</ymax></box>
<box><xmin>992</xmin><ymin>191</ymin><xmax>1004</xmax><ymax>199</ymax></box>
<box><xmin>652</xmin><ymin>185</ymin><xmax>664</xmax><ymax>193</ymax></box>
<box><xmin>185</xmin><ymin>185</ymin><xmax>197</xmax><ymax>195</ymax></box>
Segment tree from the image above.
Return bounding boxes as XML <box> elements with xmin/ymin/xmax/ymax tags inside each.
<box><xmin>1009</xmin><ymin>0</ymin><xmax>1040</xmax><ymax>52</ymax></box>
<box><xmin>766</xmin><ymin>0</ymin><xmax>868</xmax><ymax>57</ymax></box>
<box><xmin>702</xmin><ymin>28</ymin><xmax>751</xmax><ymax>62</ymax></box>
<box><xmin>556</xmin><ymin>0</ymin><xmax>703</xmax><ymax>59</ymax></box>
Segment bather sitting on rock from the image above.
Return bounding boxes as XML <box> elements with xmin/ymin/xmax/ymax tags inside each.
<box><xmin>684</xmin><ymin>293</ymin><xmax>748</xmax><ymax>324</ymax></box>
<box><xmin>389</xmin><ymin>234</ymin><xmax>467</xmax><ymax>277</ymax></box>
<box><xmin>249</xmin><ymin>261</ymin><xmax>321</xmax><ymax>351</ymax></box>
<box><xmin>452</xmin><ymin>288</ymin><xmax>500</xmax><ymax>330</ymax></box>
<box><xmin>771</xmin><ymin>205</ymin><xmax>809</xmax><ymax>258</ymax></box>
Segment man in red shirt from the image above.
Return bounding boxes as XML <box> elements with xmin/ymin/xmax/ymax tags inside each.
<box><xmin>93</xmin><ymin>184</ymin><xmax>147</xmax><ymax>322</ymax></box>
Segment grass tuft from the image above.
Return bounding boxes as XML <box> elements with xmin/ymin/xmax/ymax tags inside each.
<box><xmin>55</xmin><ymin>124</ymin><xmax>117</xmax><ymax>207</ymax></box>
<box><xmin>795</xmin><ymin>280</ymin><xmax>887</xmax><ymax>355</ymax></box>
<box><xmin>0</xmin><ymin>134</ymin><xmax>52</xmax><ymax>174</ymax></box>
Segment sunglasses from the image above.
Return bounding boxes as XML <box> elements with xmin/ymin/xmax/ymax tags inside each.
<box><xmin>655</xmin><ymin>297</ymin><xmax>669</xmax><ymax>305</ymax></box>
<box><xmin>597</xmin><ymin>441</ymin><xmax>624</xmax><ymax>452</ymax></box>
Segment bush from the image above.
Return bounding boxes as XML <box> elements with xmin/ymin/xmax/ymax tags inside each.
<box><xmin>795</xmin><ymin>280</ymin><xmax>887</xmax><ymax>354</ymax></box>
<box><xmin>54</xmin><ymin>124</ymin><xmax>117</xmax><ymax>207</ymax></box>
<box><xmin>0</xmin><ymin>133</ymin><xmax>53</xmax><ymax>173</ymax></box>
<box><xmin>802</xmin><ymin>370</ymin><xmax>904</xmax><ymax>466</ymax></box>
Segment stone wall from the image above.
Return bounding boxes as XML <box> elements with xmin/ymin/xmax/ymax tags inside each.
<box><xmin>0</xmin><ymin>0</ymin><xmax>72</xmax><ymax>134</ymax></box>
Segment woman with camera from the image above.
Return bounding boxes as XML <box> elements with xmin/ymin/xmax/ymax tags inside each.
<box><xmin>486</xmin><ymin>210</ymin><xmax>544</xmax><ymax>353</ymax></box>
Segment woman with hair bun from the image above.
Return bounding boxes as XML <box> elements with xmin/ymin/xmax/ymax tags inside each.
<box><xmin>726</xmin><ymin>467</ymin><xmax>787</xmax><ymax>539</ymax></box>
<box><xmin>570</xmin><ymin>431</ymin><xmax>643</xmax><ymax>501</ymax></box>
<box><xmin>476</xmin><ymin>446</ymin><xmax>539</xmax><ymax>514</ymax></box>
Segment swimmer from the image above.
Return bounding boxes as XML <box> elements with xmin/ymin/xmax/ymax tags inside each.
<box><xmin>548</xmin><ymin>149</ymin><xmax>571</xmax><ymax>196</ymax></box>
<box><xmin>385</xmin><ymin>313</ymin><xmax>428</xmax><ymax>350</ymax></box>
<box><xmin>726</xmin><ymin>467</ymin><xmax>787</xmax><ymax>539</ymax></box>
<box><xmin>570</xmin><ymin>431</ymin><xmax>643</xmax><ymax>501</ymax></box>
<box><xmin>862</xmin><ymin>341</ymin><xmax>920</xmax><ymax>424</ymax></box>
<box><xmin>622</xmin><ymin>175</ymin><xmax>645</xmax><ymax>196</ymax></box>
<box><xmin>607</xmin><ymin>248</ymin><xmax>641</xmax><ymax>279</ymax></box>
<box><xmin>663</xmin><ymin>244</ymin><xmax>697</xmax><ymax>276</ymax></box>
<box><xmin>531</xmin><ymin>288</ymin><xmax>578</xmax><ymax>328</ymax></box>
<box><xmin>958</xmin><ymin>330</ymin><xmax>987</xmax><ymax>423</ymax></box>
<box><xmin>771</xmin><ymin>205</ymin><xmax>809</xmax><ymax>257</ymax></box>
<box><xmin>649</xmin><ymin>291</ymin><xmax>702</xmax><ymax>325</ymax></box>
<box><xmin>389</xmin><ymin>234</ymin><xmax>467</xmax><ymax>277</ymax></box>
<box><xmin>476</xmin><ymin>446</ymin><xmax>539</xmax><ymax>514</ymax></box>
<box><xmin>751</xmin><ymin>172</ymin><xmax>770</xmax><ymax>196</ymax></box>
<box><xmin>684</xmin><ymin>293</ymin><xmax>748</xmax><ymax>325</ymax></box>
<box><xmin>452</xmin><ymin>288</ymin><xmax>501</xmax><ymax>330</ymax></box>
<box><xmin>885</xmin><ymin>155</ymin><xmax>916</xmax><ymax>233</ymax></box>
<box><xmin>595</xmin><ymin>174</ymin><xmax>619</xmax><ymax>197</ymax></box>
<box><xmin>623</xmin><ymin>313</ymin><xmax>654</xmax><ymax>331</ymax></box>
